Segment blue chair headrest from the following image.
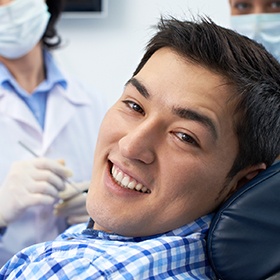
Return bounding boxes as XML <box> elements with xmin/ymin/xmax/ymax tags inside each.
<box><xmin>207</xmin><ymin>161</ymin><xmax>280</xmax><ymax>280</ymax></box>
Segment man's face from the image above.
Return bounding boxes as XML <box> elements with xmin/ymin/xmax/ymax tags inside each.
<box><xmin>87</xmin><ymin>47</ymin><xmax>248</xmax><ymax>237</ymax></box>
<box><xmin>229</xmin><ymin>0</ymin><xmax>280</xmax><ymax>14</ymax></box>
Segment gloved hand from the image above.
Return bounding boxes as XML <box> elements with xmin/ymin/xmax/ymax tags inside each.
<box><xmin>53</xmin><ymin>181</ymin><xmax>89</xmax><ymax>225</ymax></box>
<box><xmin>0</xmin><ymin>158</ymin><xmax>73</xmax><ymax>227</ymax></box>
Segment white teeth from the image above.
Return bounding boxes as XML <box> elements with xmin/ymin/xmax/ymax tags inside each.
<box><xmin>135</xmin><ymin>183</ymin><xmax>142</xmax><ymax>191</ymax></box>
<box><xmin>141</xmin><ymin>186</ymin><xmax>148</xmax><ymax>193</ymax></box>
<box><xmin>112</xmin><ymin>165</ymin><xmax>117</xmax><ymax>177</ymax></box>
<box><xmin>127</xmin><ymin>180</ymin><xmax>136</xmax><ymax>190</ymax></box>
<box><xmin>116</xmin><ymin>172</ymin><xmax>123</xmax><ymax>182</ymax></box>
<box><xmin>111</xmin><ymin>165</ymin><xmax>150</xmax><ymax>193</ymax></box>
<box><xmin>121</xmin><ymin>176</ymin><xmax>130</xmax><ymax>187</ymax></box>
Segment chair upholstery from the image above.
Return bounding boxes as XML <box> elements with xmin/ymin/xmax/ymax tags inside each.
<box><xmin>207</xmin><ymin>161</ymin><xmax>280</xmax><ymax>280</ymax></box>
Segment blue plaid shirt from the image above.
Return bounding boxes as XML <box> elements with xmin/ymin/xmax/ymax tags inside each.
<box><xmin>0</xmin><ymin>215</ymin><xmax>216</xmax><ymax>279</ymax></box>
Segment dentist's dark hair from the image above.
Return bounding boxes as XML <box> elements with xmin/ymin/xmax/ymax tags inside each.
<box><xmin>43</xmin><ymin>0</ymin><xmax>66</xmax><ymax>49</ymax></box>
<box><xmin>133</xmin><ymin>16</ymin><xmax>280</xmax><ymax>178</ymax></box>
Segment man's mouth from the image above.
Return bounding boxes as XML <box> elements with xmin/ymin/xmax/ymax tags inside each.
<box><xmin>111</xmin><ymin>164</ymin><xmax>151</xmax><ymax>194</ymax></box>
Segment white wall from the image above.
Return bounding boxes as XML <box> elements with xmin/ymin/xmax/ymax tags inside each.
<box><xmin>56</xmin><ymin>0</ymin><xmax>230</xmax><ymax>106</ymax></box>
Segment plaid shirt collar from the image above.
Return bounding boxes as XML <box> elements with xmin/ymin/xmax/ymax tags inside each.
<box><xmin>82</xmin><ymin>214</ymin><xmax>213</xmax><ymax>241</ymax></box>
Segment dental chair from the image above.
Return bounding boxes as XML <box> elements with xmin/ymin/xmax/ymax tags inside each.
<box><xmin>207</xmin><ymin>160</ymin><xmax>280</xmax><ymax>280</ymax></box>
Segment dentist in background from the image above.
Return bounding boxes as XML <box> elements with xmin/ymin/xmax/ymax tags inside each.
<box><xmin>229</xmin><ymin>0</ymin><xmax>280</xmax><ymax>162</ymax></box>
<box><xmin>229</xmin><ymin>0</ymin><xmax>280</xmax><ymax>61</ymax></box>
<box><xmin>0</xmin><ymin>0</ymin><xmax>107</xmax><ymax>266</ymax></box>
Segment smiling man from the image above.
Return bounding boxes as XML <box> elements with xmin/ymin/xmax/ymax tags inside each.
<box><xmin>89</xmin><ymin>48</ymin><xmax>243</xmax><ymax>238</ymax></box>
<box><xmin>1</xmin><ymin>16</ymin><xmax>280</xmax><ymax>279</ymax></box>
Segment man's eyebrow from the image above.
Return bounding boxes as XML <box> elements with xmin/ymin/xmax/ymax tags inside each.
<box><xmin>173</xmin><ymin>107</ymin><xmax>218</xmax><ymax>140</ymax></box>
<box><xmin>125</xmin><ymin>78</ymin><xmax>218</xmax><ymax>140</ymax></box>
<box><xmin>125</xmin><ymin>77</ymin><xmax>150</xmax><ymax>99</ymax></box>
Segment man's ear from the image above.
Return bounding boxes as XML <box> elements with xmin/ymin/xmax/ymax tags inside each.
<box><xmin>224</xmin><ymin>163</ymin><xmax>267</xmax><ymax>202</ymax></box>
<box><xmin>236</xmin><ymin>163</ymin><xmax>266</xmax><ymax>190</ymax></box>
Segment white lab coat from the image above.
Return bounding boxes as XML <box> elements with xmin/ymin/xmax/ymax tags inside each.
<box><xmin>0</xmin><ymin>70</ymin><xmax>107</xmax><ymax>266</ymax></box>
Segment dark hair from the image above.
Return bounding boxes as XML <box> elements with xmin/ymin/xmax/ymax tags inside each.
<box><xmin>133</xmin><ymin>16</ymin><xmax>280</xmax><ymax>177</ymax></box>
<box><xmin>43</xmin><ymin>0</ymin><xmax>66</xmax><ymax>49</ymax></box>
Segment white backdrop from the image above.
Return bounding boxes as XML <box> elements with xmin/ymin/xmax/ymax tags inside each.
<box><xmin>56</xmin><ymin>0</ymin><xmax>230</xmax><ymax>106</ymax></box>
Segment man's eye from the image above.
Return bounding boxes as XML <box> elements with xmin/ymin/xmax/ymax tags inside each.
<box><xmin>123</xmin><ymin>100</ymin><xmax>145</xmax><ymax>115</ymax></box>
<box><xmin>176</xmin><ymin>132</ymin><xmax>198</xmax><ymax>146</ymax></box>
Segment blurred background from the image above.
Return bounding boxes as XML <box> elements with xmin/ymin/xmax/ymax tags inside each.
<box><xmin>56</xmin><ymin>0</ymin><xmax>230</xmax><ymax>106</ymax></box>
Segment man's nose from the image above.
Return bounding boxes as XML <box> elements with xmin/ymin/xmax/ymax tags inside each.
<box><xmin>118</xmin><ymin>120</ymin><xmax>159</xmax><ymax>164</ymax></box>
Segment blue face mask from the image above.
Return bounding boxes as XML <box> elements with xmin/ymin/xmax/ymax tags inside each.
<box><xmin>230</xmin><ymin>13</ymin><xmax>280</xmax><ymax>61</ymax></box>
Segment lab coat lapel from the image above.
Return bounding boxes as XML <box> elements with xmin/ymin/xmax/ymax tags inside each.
<box><xmin>0</xmin><ymin>89</ymin><xmax>42</xmax><ymax>134</ymax></box>
<box><xmin>42</xmin><ymin>82</ymin><xmax>91</xmax><ymax>153</ymax></box>
<box><xmin>43</xmin><ymin>86</ymin><xmax>75</xmax><ymax>153</ymax></box>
